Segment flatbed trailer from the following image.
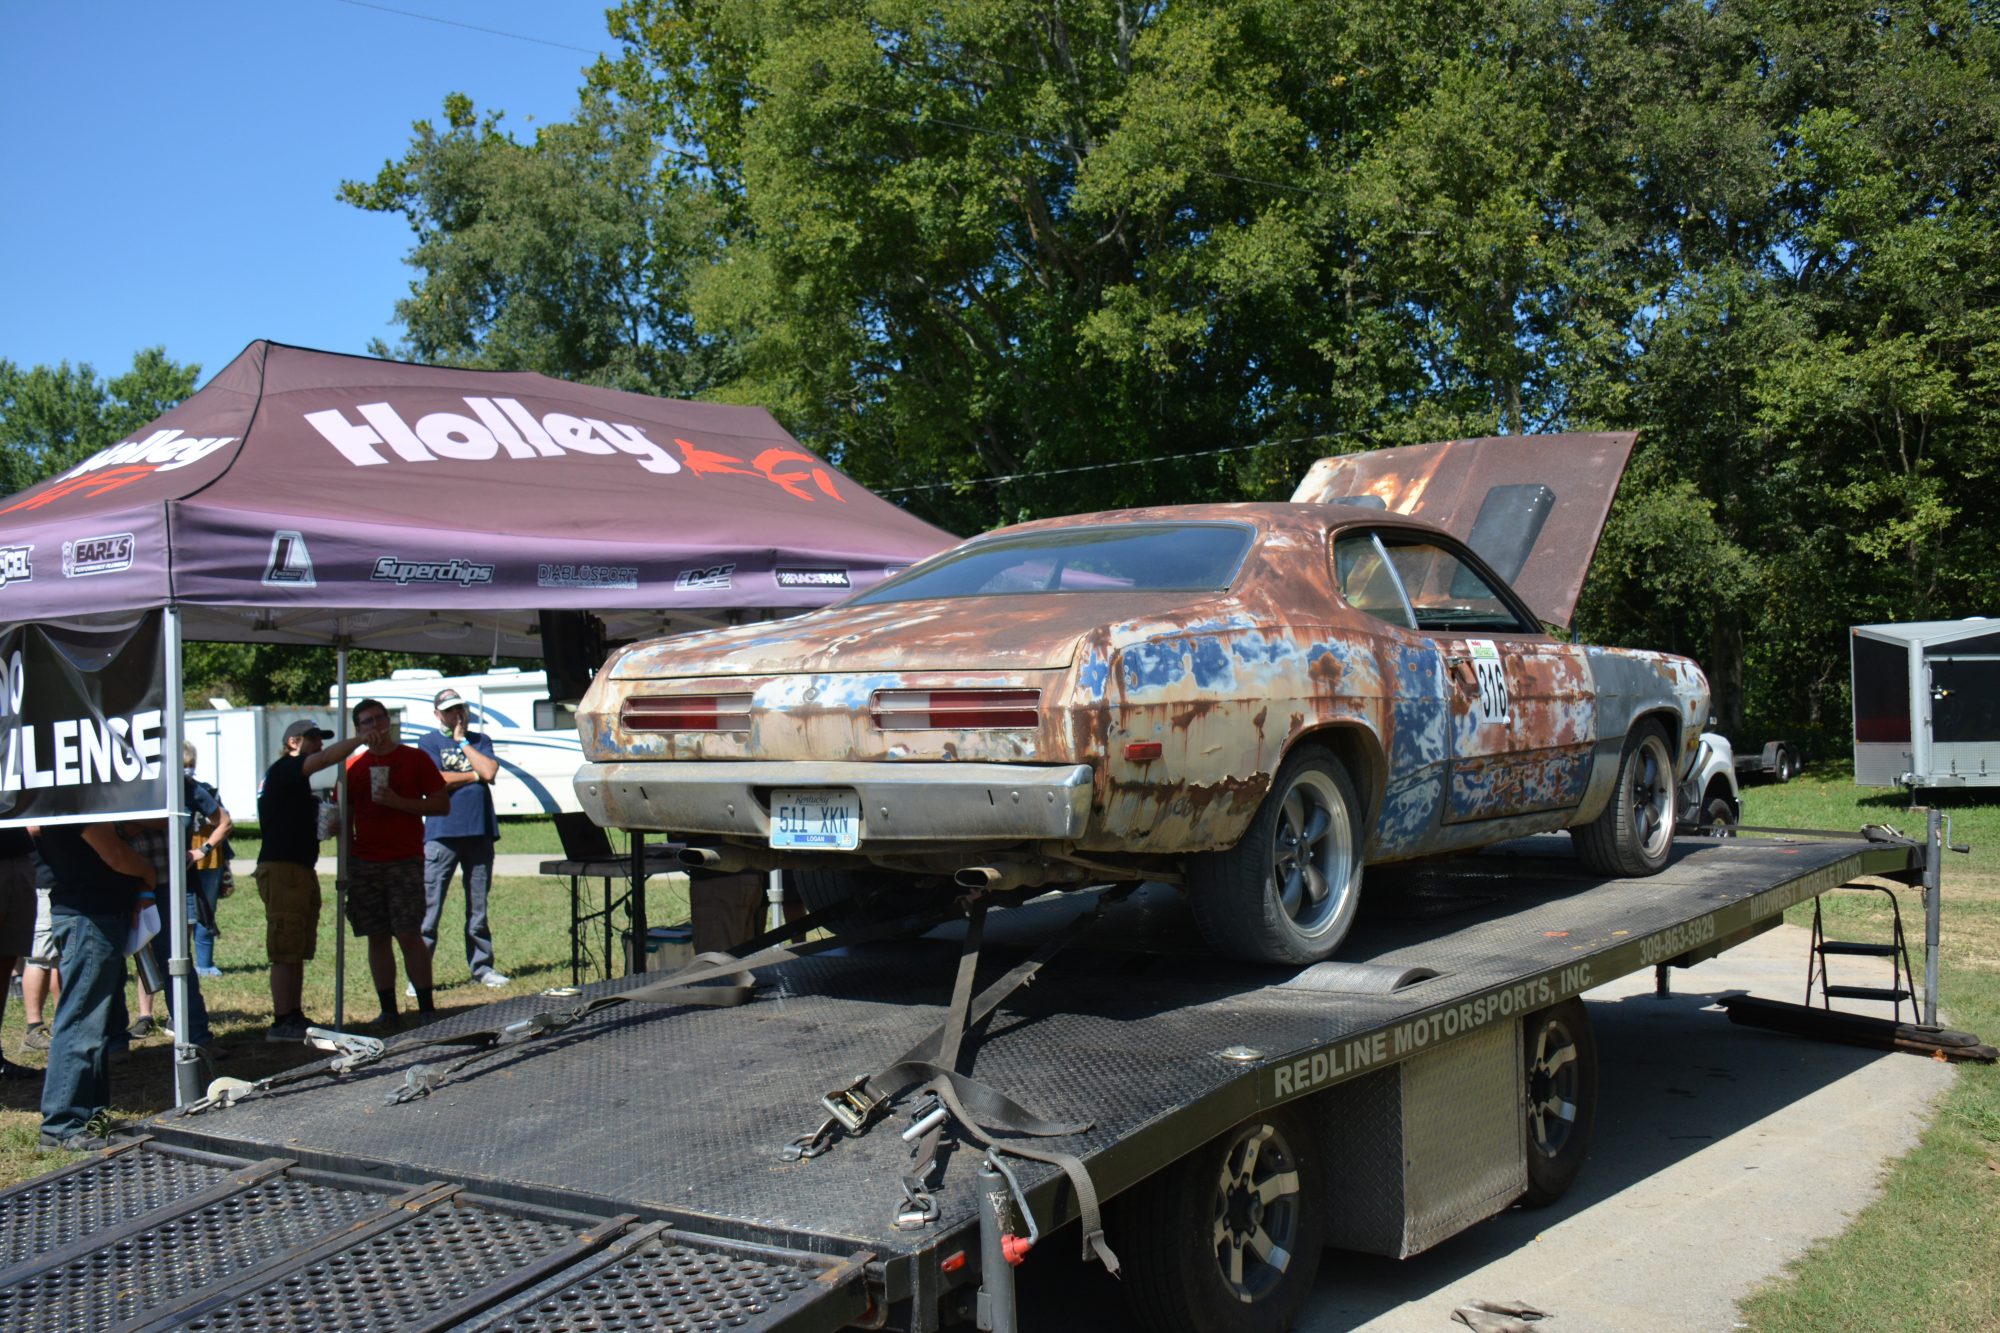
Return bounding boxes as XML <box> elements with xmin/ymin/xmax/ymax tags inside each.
<box><xmin>0</xmin><ymin>833</ymin><xmax>1929</xmax><ymax>1333</ymax></box>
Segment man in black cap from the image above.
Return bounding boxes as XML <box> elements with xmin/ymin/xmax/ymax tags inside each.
<box><xmin>255</xmin><ymin>717</ymin><xmax>373</xmax><ymax>1042</ymax></box>
<box><xmin>416</xmin><ymin>687</ymin><xmax>508</xmax><ymax>987</ymax></box>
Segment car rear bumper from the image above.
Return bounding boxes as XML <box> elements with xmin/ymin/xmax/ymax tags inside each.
<box><xmin>573</xmin><ymin>760</ymin><xmax>1096</xmax><ymax>842</ymax></box>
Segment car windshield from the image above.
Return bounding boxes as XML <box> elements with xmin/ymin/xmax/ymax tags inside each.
<box><xmin>849</xmin><ymin>523</ymin><xmax>1255</xmax><ymax>605</ymax></box>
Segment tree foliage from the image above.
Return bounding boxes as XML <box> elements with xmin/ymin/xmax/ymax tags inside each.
<box><xmin>346</xmin><ymin>0</ymin><xmax>2000</xmax><ymax>742</ymax></box>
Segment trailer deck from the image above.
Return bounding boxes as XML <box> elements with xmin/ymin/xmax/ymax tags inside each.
<box><xmin>0</xmin><ymin>833</ymin><xmax>1922</xmax><ymax>1332</ymax></box>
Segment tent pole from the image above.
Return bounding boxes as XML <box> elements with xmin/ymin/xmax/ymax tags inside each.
<box><xmin>334</xmin><ymin>630</ymin><xmax>350</xmax><ymax>1031</ymax></box>
<box><xmin>163</xmin><ymin>607</ymin><xmax>200</xmax><ymax>1107</ymax></box>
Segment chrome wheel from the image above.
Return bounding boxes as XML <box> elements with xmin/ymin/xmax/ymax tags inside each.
<box><xmin>1626</xmin><ymin>733</ymin><xmax>1675</xmax><ymax>863</ymax></box>
<box><xmin>1527</xmin><ymin>1014</ymin><xmax>1582</xmax><ymax>1161</ymax></box>
<box><xmin>1268</xmin><ymin>768</ymin><xmax>1357</xmax><ymax>941</ymax></box>
<box><xmin>1210</xmin><ymin>1121</ymin><xmax>1304</xmax><ymax>1303</ymax></box>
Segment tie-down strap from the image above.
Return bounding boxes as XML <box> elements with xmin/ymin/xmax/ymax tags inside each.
<box><xmin>808</xmin><ymin>893</ymin><xmax>1129</xmax><ymax>1272</ymax></box>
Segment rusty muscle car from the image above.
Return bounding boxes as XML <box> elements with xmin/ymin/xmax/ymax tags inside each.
<box><xmin>575</xmin><ymin>433</ymin><xmax>1710</xmax><ymax>965</ymax></box>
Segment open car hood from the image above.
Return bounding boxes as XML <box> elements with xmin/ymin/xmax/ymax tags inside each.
<box><xmin>1291</xmin><ymin>431</ymin><xmax>1638</xmax><ymax>627</ymax></box>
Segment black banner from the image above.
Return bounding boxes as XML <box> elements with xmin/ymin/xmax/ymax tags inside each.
<box><xmin>0</xmin><ymin>611</ymin><xmax>168</xmax><ymax>825</ymax></box>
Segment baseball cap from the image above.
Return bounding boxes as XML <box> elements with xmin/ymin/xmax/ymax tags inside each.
<box><xmin>283</xmin><ymin>719</ymin><xmax>335</xmax><ymax>742</ymax></box>
<box><xmin>434</xmin><ymin>688</ymin><xmax>466</xmax><ymax>710</ymax></box>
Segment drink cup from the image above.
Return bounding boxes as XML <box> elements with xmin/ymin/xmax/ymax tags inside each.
<box><xmin>369</xmin><ymin>766</ymin><xmax>390</xmax><ymax>800</ymax></box>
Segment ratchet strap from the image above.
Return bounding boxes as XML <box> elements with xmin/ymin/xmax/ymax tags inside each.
<box><xmin>183</xmin><ymin>888</ymin><xmax>961</xmax><ymax>1111</ymax></box>
<box><xmin>798</xmin><ymin>888</ymin><xmax>1130</xmax><ymax>1273</ymax></box>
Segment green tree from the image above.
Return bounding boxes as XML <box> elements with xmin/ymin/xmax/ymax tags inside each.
<box><xmin>340</xmin><ymin>90</ymin><xmax>732</xmax><ymax>397</ymax></box>
<box><xmin>0</xmin><ymin>348</ymin><xmax>200</xmax><ymax>494</ymax></box>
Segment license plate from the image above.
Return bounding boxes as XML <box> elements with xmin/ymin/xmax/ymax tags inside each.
<box><xmin>770</xmin><ymin>789</ymin><xmax>861</xmax><ymax>850</ymax></box>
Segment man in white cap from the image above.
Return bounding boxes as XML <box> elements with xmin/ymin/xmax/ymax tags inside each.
<box><xmin>256</xmin><ymin>717</ymin><xmax>372</xmax><ymax>1042</ymax></box>
<box><xmin>415</xmin><ymin>688</ymin><xmax>508</xmax><ymax>987</ymax></box>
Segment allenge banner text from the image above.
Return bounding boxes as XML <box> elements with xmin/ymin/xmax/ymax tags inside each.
<box><xmin>0</xmin><ymin>610</ymin><xmax>168</xmax><ymax>825</ymax></box>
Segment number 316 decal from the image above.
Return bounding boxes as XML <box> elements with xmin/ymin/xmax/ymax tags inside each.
<box><xmin>1467</xmin><ymin>639</ymin><xmax>1512</xmax><ymax>725</ymax></box>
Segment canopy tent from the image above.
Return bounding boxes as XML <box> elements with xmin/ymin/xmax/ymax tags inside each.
<box><xmin>0</xmin><ymin>340</ymin><xmax>954</xmax><ymax>649</ymax></box>
<box><xmin>0</xmin><ymin>341</ymin><xmax>956</xmax><ymax>1094</ymax></box>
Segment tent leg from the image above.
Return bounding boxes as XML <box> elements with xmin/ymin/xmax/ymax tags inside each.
<box><xmin>334</xmin><ymin>634</ymin><xmax>350</xmax><ymax>1031</ymax></box>
<box><xmin>164</xmin><ymin>607</ymin><xmax>201</xmax><ymax>1108</ymax></box>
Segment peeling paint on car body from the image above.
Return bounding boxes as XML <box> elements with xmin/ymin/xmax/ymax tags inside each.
<box><xmin>576</xmin><ymin>495</ymin><xmax>1708</xmax><ymax>889</ymax></box>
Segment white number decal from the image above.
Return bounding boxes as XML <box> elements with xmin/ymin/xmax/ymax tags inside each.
<box><xmin>1467</xmin><ymin>640</ymin><xmax>1512</xmax><ymax>725</ymax></box>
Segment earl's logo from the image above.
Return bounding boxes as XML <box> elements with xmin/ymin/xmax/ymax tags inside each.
<box><xmin>62</xmin><ymin>533</ymin><xmax>135</xmax><ymax>578</ymax></box>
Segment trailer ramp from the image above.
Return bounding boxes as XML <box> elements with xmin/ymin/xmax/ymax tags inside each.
<box><xmin>0</xmin><ymin>1138</ymin><xmax>869</xmax><ymax>1332</ymax></box>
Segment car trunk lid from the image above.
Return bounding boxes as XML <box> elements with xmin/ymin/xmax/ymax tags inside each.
<box><xmin>1292</xmin><ymin>431</ymin><xmax>1637</xmax><ymax>627</ymax></box>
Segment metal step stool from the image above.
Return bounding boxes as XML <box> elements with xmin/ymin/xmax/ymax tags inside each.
<box><xmin>1808</xmin><ymin>884</ymin><xmax>1918</xmax><ymax>1021</ymax></box>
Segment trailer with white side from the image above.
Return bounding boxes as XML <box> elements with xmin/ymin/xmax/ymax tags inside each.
<box><xmin>0</xmin><ymin>831</ymin><xmax>1950</xmax><ymax>1332</ymax></box>
<box><xmin>330</xmin><ymin>667</ymin><xmax>586</xmax><ymax>816</ymax></box>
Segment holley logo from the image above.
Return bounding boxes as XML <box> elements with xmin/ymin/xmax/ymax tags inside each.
<box><xmin>0</xmin><ymin>545</ymin><xmax>32</xmax><ymax>587</ymax></box>
<box><xmin>1</xmin><ymin>431</ymin><xmax>237</xmax><ymax>514</ymax></box>
<box><xmin>301</xmin><ymin>398</ymin><xmax>850</xmax><ymax>503</ymax></box>
<box><xmin>62</xmin><ymin>532</ymin><xmax>135</xmax><ymax>577</ymax></box>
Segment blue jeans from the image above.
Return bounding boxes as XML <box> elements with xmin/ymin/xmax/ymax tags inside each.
<box><xmin>191</xmin><ymin>867</ymin><xmax>223</xmax><ymax>971</ymax></box>
<box><xmin>422</xmin><ymin>838</ymin><xmax>496</xmax><ymax>977</ymax></box>
<box><xmin>42</xmin><ymin>905</ymin><xmax>125</xmax><ymax>1142</ymax></box>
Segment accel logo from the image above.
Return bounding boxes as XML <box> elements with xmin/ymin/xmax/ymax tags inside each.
<box><xmin>1</xmin><ymin>431</ymin><xmax>237</xmax><ymax>514</ymax></box>
<box><xmin>302</xmin><ymin>399</ymin><xmax>847</xmax><ymax>503</ymax></box>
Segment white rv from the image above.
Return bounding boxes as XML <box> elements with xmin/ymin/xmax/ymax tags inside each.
<box><xmin>331</xmin><ymin>668</ymin><xmax>585</xmax><ymax>816</ymax></box>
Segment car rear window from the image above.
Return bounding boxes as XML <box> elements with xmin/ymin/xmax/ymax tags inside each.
<box><xmin>849</xmin><ymin>523</ymin><xmax>1254</xmax><ymax>605</ymax></box>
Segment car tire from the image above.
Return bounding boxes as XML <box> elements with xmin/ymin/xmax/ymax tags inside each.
<box><xmin>1188</xmin><ymin>749</ymin><xmax>1364</xmax><ymax>966</ymax></box>
<box><xmin>1521</xmin><ymin>997</ymin><xmax>1599</xmax><ymax>1206</ymax></box>
<box><xmin>1572</xmin><ymin>722</ymin><xmax>1676</xmax><ymax>877</ymax></box>
<box><xmin>1119</xmin><ymin>1105</ymin><xmax>1326</xmax><ymax>1333</ymax></box>
<box><xmin>1700</xmin><ymin>793</ymin><xmax>1737</xmax><ymax>838</ymax></box>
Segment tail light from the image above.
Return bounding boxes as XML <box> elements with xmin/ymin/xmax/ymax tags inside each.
<box><xmin>623</xmin><ymin>694</ymin><xmax>753</xmax><ymax>732</ymax></box>
<box><xmin>871</xmin><ymin>688</ymin><xmax>1041</xmax><ymax>730</ymax></box>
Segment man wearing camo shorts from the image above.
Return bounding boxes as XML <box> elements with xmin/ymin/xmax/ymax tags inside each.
<box><xmin>344</xmin><ymin>699</ymin><xmax>451</xmax><ymax>1029</ymax></box>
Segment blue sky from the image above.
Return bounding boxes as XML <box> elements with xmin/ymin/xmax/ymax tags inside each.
<box><xmin>1</xmin><ymin>1</ymin><xmax>615</xmax><ymax>389</ymax></box>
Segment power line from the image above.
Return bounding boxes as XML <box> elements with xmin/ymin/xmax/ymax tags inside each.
<box><xmin>330</xmin><ymin>0</ymin><xmax>603</xmax><ymax>56</ymax></box>
<box><xmin>875</xmin><ymin>429</ymin><xmax>1367</xmax><ymax>496</ymax></box>
<box><xmin>327</xmin><ymin>1</ymin><xmax>1323</xmax><ymax>201</ymax></box>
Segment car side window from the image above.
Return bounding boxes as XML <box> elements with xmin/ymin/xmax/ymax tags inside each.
<box><xmin>1380</xmin><ymin>536</ymin><xmax>1534</xmax><ymax>633</ymax></box>
<box><xmin>1333</xmin><ymin>534</ymin><xmax>1417</xmax><ymax>630</ymax></box>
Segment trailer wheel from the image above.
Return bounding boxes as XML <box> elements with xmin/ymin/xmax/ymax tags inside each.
<box><xmin>1571</xmin><ymin>723</ymin><xmax>1676</xmax><ymax>877</ymax></box>
<box><xmin>1521</xmin><ymin>998</ymin><xmax>1598</xmax><ymax>1206</ymax></box>
<box><xmin>1775</xmin><ymin>747</ymin><xmax>1797</xmax><ymax>783</ymax></box>
<box><xmin>1188</xmin><ymin>750</ymin><xmax>1363</xmax><ymax>965</ymax></box>
<box><xmin>1120</xmin><ymin>1106</ymin><xmax>1325</xmax><ymax>1333</ymax></box>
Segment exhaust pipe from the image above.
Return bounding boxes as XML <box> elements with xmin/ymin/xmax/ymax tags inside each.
<box><xmin>956</xmin><ymin>862</ymin><xmax>1041</xmax><ymax>894</ymax></box>
<box><xmin>681</xmin><ymin>845</ymin><xmax>756</xmax><ymax>873</ymax></box>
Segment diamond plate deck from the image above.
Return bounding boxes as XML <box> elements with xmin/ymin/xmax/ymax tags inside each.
<box><xmin>104</xmin><ymin>835</ymin><xmax>1914</xmax><ymax>1324</ymax></box>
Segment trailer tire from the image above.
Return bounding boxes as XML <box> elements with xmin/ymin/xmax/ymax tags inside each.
<box><xmin>1571</xmin><ymin>722</ymin><xmax>1676</xmax><ymax>877</ymax></box>
<box><xmin>1188</xmin><ymin>749</ymin><xmax>1364</xmax><ymax>965</ymax></box>
<box><xmin>1522</xmin><ymin>998</ymin><xmax>1598</xmax><ymax>1206</ymax></box>
<box><xmin>1775</xmin><ymin>747</ymin><xmax>1797</xmax><ymax>783</ymax></box>
<box><xmin>1119</xmin><ymin>1105</ymin><xmax>1326</xmax><ymax>1333</ymax></box>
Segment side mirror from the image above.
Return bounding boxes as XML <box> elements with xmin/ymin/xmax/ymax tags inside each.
<box><xmin>534</xmin><ymin>699</ymin><xmax>578</xmax><ymax>732</ymax></box>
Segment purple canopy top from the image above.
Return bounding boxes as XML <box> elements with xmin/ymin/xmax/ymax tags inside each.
<box><xmin>0</xmin><ymin>342</ymin><xmax>956</xmax><ymax>652</ymax></box>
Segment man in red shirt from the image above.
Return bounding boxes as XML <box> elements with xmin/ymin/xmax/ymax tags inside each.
<box><xmin>345</xmin><ymin>698</ymin><xmax>453</xmax><ymax>1028</ymax></box>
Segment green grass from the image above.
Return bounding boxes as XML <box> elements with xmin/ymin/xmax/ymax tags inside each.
<box><xmin>221</xmin><ymin>815</ymin><xmax>602</xmax><ymax>864</ymax></box>
<box><xmin>1735</xmin><ymin>764</ymin><xmax>2000</xmax><ymax>1332</ymax></box>
<box><xmin>1</xmin><ymin>866</ymin><xmax>690</xmax><ymax>1185</ymax></box>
